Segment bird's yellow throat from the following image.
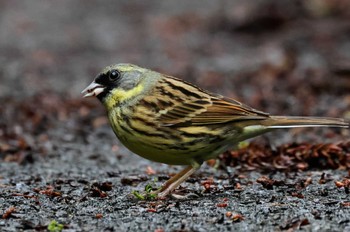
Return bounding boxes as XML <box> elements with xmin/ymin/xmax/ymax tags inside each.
<box><xmin>103</xmin><ymin>83</ymin><xmax>145</xmax><ymax>110</ymax></box>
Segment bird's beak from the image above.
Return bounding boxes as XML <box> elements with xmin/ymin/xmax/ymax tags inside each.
<box><xmin>81</xmin><ymin>81</ymin><xmax>105</xmax><ymax>98</ymax></box>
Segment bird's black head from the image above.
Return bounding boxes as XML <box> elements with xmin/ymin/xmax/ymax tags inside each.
<box><xmin>81</xmin><ymin>63</ymin><xmax>146</xmax><ymax>103</ymax></box>
<box><xmin>93</xmin><ymin>69</ymin><xmax>121</xmax><ymax>101</ymax></box>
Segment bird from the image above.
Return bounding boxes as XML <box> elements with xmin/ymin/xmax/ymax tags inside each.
<box><xmin>82</xmin><ymin>63</ymin><xmax>349</xmax><ymax>198</ymax></box>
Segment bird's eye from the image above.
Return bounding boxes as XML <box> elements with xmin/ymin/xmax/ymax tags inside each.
<box><xmin>109</xmin><ymin>70</ymin><xmax>120</xmax><ymax>81</ymax></box>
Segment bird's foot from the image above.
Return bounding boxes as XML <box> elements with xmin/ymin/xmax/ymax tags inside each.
<box><xmin>169</xmin><ymin>192</ymin><xmax>199</xmax><ymax>200</ymax></box>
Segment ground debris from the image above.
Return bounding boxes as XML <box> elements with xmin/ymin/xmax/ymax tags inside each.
<box><xmin>1</xmin><ymin>93</ymin><xmax>103</xmax><ymax>163</ymax></box>
<box><xmin>256</xmin><ymin>176</ymin><xmax>287</xmax><ymax>189</ymax></box>
<box><xmin>121</xmin><ymin>175</ymin><xmax>149</xmax><ymax>186</ymax></box>
<box><xmin>34</xmin><ymin>186</ymin><xmax>62</xmax><ymax>197</ymax></box>
<box><xmin>334</xmin><ymin>177</ymin><xmax>350</xmax><ymax>194</ymax></box>
<box><xmin>280</xmin><ymin>217</ymin><xmax>310</xmax><ymax>231</ymax></box>
<box><xmin>2</xmin><ymin>206</ymin><xmax>16</xmax><ymax>219</ymax></box>
<box><xmin>90</xmin><ymin>182</ymin><xmax>113</xmax><ymax>198</ymax></box>
<box><xmin>221</xmin><ymin>141</ymin><xmax>350</xmax><ymax>172</ymax></box>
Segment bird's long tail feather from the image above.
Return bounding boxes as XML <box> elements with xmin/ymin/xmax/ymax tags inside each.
<box><xmin>264</xmin><ymin>116</ymin><xmax>349</xmax><ymax>129</ymax></box>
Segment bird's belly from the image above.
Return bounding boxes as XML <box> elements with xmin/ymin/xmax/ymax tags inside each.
<box><xmin>119</xmin><ymin>136</ymin><xmax>193</xmax><ymax>165</ymax></box>
<box><xmin>119</xmin><ymin>135</ymin><xmax>232</xmax><ymax>165</ymax></box>
<box><xmin>109</xmin><ymin>111</ymin><xmax>238</xmax><ymax>165</ymax></box>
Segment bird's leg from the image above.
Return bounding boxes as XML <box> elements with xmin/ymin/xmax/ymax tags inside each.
<box><xmin>155</xmin><ymin>166</ymin><xmax>193</xmax><ymax>193</ymax></box>
<box><xmin>154</xmin><ymin>163</ymin><xmax>201</xmax><ymax>199</ymax></box>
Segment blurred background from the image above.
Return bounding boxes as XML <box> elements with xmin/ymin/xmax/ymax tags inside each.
<box><xmin>1</xmin><ymin>0</ymin><xmax>349</xmax><ymax>110</ymax></box>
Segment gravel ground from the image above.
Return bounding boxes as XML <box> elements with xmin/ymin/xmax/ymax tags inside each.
<box><xmin>1</xmin><ymin>1</ymin><xmax>350</xmax><ymax>231</ymax></box>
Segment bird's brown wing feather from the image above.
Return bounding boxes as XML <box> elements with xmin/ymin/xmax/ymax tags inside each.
<box><xmin>188</xmin><ymin>96</ymin><xmax>269</xmax><ymax>125</ymax></box>
<box><xmin>155</xmin><ymin>76</ymin><xmax>269</xmax><ymax>126</ymax></box>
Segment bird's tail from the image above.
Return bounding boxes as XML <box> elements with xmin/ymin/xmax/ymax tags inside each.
<box><xmin>264</xmin><ymin>116</ymin><xmax>349</xmax><ymax>129</ymax></box>
<box><xmin>237</xmin><ymin>115</ymin><xmax>348</xmax><ymax>142</ymax></box>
